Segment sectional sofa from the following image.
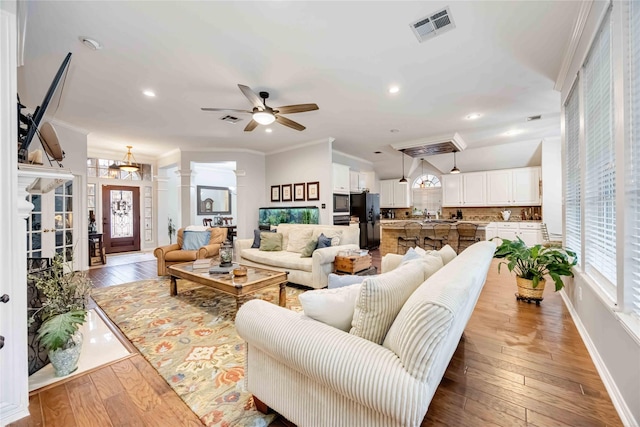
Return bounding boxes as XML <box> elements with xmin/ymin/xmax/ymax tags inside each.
<box><xmin>236</xmin><ymin>241</ymin><xmax>496</xmax><ymax>426</ymax></box>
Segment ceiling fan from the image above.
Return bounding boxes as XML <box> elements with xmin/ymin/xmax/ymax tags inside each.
<box><xmin>201</xmin><ymin>84</ymin><xmax>319</xmax><ymax>132</ymax></box>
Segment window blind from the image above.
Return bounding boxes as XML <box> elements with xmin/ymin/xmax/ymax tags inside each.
<box><xmin>583</xmin><ymin>10</ymin><xmax>616</xmax><ymax>286</ymax></box>
<box><xmin>564</xmin><ymin>82</ymin><xmax>581</xmax><ymax>264</ymax></box>
<box><xmin>628</xmin><ymin>0</ymin><xmax>640</xmax><ymax>317</ymax></box>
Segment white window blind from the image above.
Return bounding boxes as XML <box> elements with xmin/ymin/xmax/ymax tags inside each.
<box><xmin>564</xmin><ymin>82</ymin><xmax>581</xmax><ymax>264</ymax></box>
<box><xmin>583</xmin><ymin>10</ymin><xmax>616</xmax><ymax>286</ymax></box>
<box><xmin>628</xmin><ymin>0</ymin><xmax>640</xmax><ymax>317</ymax></box>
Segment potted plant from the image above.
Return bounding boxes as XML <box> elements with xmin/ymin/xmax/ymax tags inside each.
<box><xmin>29</xmin><ymin>253</ymin><xmax>93</xmax><ymax>376</ymax></box>
<box><xmin>493</xmin><ymin>237</ymin><xmax>577</xmax><ymax>302</ymax></box>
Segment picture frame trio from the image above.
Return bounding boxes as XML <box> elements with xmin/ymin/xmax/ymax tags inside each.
<box><xmin>271</xmin><ymin>182</ymin><xmax>319</xmax><ymax>202</ymax></box>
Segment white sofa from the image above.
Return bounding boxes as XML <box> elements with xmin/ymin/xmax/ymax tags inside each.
<box><xmin>236</xmin><ymin>223</ymin><xmax>360</xmax><ymax>289</ymax></box>
<box><xmin>235</xmin><ymin>241</ymin><xmax>496</xmax><ymax>427</ymax></box>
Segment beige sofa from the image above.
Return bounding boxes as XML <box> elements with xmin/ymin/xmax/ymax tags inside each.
<box><xmin>236</xmin><ymin>241</ymin><xmax>495</xmax><ymax>426</ymax></box>
<box><xmin>154</xmin><ymin>227</ymin><xmax>227</xmax><ymax>275</ymax></box>
<box><xmin>236</xmin><ymin>223</ymin><xmax>360</xmax><ymax>289</ymax></box>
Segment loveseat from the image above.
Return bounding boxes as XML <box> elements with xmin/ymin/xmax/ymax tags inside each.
<box><xmin>236</xmin><ymin>223</ymin><xmax>360</xmax><ymax>289</ymax></box>
<box><xmin>235</xmin><ymin>241</ymin><xmax>495</xmax><ymax>426</ymax></box>
<box><xmin>154</xmin><ymin>226</ymin><xmax>227</xmax><ymax>275</ymax></box>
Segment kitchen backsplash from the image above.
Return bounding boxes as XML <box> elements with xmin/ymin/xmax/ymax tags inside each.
<box><xmin>441</xmin><ymin>206</ymin><xmax>541</xmax><ymax>221</ymax></box>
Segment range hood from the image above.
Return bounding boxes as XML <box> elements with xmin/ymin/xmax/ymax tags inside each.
<box><xmin>391</xmin><ymin>132</ymin><xmax>467</xmax><ymax>157</ymax></box>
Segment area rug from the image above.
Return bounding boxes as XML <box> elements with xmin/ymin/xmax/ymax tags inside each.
<box><xmin>92</xmin><ymin>278</ymin><xmax>304</xmax><ymax>426</ymax></box>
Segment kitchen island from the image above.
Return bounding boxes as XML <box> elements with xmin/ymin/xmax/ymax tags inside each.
<box><xmin>380</xmin><ymin>220</ymin><xmax>489</xmax><ymax>256</ymax></box>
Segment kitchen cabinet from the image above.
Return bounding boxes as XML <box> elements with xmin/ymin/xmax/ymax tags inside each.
<box><xmin>332</xmin><ymin>163</ymin><xmax>350</xmax><ymax>194</ymax></box>
<box><xmin>442</xmin><ymin>172</ymin><xmax>487</xmax><ymax>207</ymax></box>
<box><xmin>491</xmin><ymin>221</ymin><xmax>542</xmax><ymax>245</ymax></box>
<box><xmin>379</xmin><ymin>179</ymin><xmax>410</xmax><ymax>208</ymax></box>
<box><xmin>349</xmin><ymin>170</ymin><xmax>371</xmax><ymax>193</ymax></box>
<box><xmin>486</xmin><ymin>167</ymin><xmax>541</xmax><ymax>206</ymax></box>
<box><xmin>485</xmin><ymin>223</ymin><xmax>498</xmax><ymax>241</ymax></box>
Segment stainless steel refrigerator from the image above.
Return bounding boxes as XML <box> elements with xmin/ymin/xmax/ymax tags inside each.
<box><xmin>350</xmin><ymin>192</ymin><xmax>380</xmax><ymax>249</ymax></box>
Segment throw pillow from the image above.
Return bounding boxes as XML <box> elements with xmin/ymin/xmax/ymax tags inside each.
<box><xmin>287</xmin><ymin>229</ymin><xmax>314</xmax><ymax>253</ymax></box>
<box><xmin>259</xmin><ymin>232</ymin><xmax>283</xmax><ymax>251</ymax></box>
<box><xmin>322</xmin><ymin>230</ymin><xmax>343</xmax><ymax>246</ymax></box>
<box><xmin>400</xmin><ymin>247</ymin><xmax>423</xmax><ymax>263</ymax></box>
<box><xmin>300</xmin><ymin>238</ymin><xmax>318</xmax><ymax>258</ymax></box>
<box><xmin>328</xmin><ymin>273</ymin><xmax>369</xmax><ymax>289</ymax></box>
<box><xmin>349</xmin><ymin>260</ymin><xmax>426</xmax><ymax>344</ymax></box>
<box><xmin>182</xmin><ymin>230</ymin><xmax>211</xmax><ymax>250</ymax></box>
<box><xmin>251</xmin><ymin>229</ymin><xmax>275</xmax><ymax>248</ymax></box>
<box><xmin>438</xmin><ymin>244</ymin><xmax>457</xmax><ymax>265</ymax></box>
<box><xmin>316</xmin><ymin>233</ymin><xmax>332</xmax><ymax>249</ymax></box>
<box><xmin>299</xmin><ymin>283</ymin><xmax>362</xmax><ymax>331</ymax></box>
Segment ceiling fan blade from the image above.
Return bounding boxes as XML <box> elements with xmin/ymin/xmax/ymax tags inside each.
<box><xmin>201</xmin><ymin>108</ymin><xmax>252</xmax><ymax>113</ymax></box>
<box><xmin>275</xmin><ymin>104</ymin><xmax>319</xmax><ymax>114</ymax></box>
<box><xmin>275</xmin><ymin>115</ymin><xmax>306</xmax><ymax>131</ymax></box>
<box><xmin>238</xmin><ymin>84</ymin><xmax>264</xmax><ymax>110</ymax></box>
<box><xmin>244</xmin><ymin>120</ymin><xmax>259</xmax><ymax>132</ymax></box>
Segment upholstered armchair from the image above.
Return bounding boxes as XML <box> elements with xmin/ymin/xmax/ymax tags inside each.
<box><xmin>154</xmin><ymin>227</ymin><xmax>228</xmax><ymax>275</ymax></box>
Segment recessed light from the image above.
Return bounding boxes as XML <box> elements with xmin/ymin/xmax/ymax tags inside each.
<box><xmin>265</xmin><ymin>128</ymin><xmax>273</xmax><ymax>133</ymax></box>
<box><xmin>504</xmin><ymin>130</ymin><xmax>523</xmax><ymax>136</ymax></box>
<box><xmin>79</xmin><ymin>37</ymin><xmax>102</xmax><ymax>50</ymax></box>
<box><xmin>389</xmin><ymin>86</ymin><xmax>400</xmax><ymax>94</ymax></box>
<box><xmin>390</xmin><ymin>129</ymin><xmax>400</xmax><ymax>133</ymax></box>
<box><xmin>143</xmin><ymin>90</ymin><xmax>156</xmax><ymax>97</ymax></box>
<box><xmin>465</xmin><ymin>113</ymin><xmax>482</xmax><ymax>120</ymax></box>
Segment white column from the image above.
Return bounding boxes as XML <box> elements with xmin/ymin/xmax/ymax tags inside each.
<box><xmin>176</xmin><ymin>169</ymin><xmax>195</xmax><ymax>228</ymax></box>
<box><xmin>155</xmin><ymin>176</ymin><xmax>170</xmax><ymax>246</ymax></box>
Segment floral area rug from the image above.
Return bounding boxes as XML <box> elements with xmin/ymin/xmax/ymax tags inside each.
<box><xmin>92</xmin><ymin>278</ymin><xmax>304</xmax><ymax>426</ymax></box>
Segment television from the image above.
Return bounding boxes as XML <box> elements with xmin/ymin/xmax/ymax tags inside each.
<box><xmin>18</xmin><ymin>52</ymin><xmax>72</xmax><ymax>164</ymax></box>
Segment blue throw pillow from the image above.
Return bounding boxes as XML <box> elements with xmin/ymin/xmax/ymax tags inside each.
<box><xmin>328</xmin><ymin>273</ymin><xmax>365</xmax><ymax>289</ymax></box>
<box><xmin>251</xmin><ymin>229</ymin><xmax>276</xmax><ymax>248</ymax></box>
<box><xmin>317</xmin><ymin>233</ymin><xmax>332</xmax><ymax>249</ymax></box>
<box><xmin>400</xmin><ymin>247</ymin><xmax>423</xmax><ymax>264</ymax></box>
<box><xmin>182</xmin><ymin>230</ymin><xmax>211</xmax><ymax>250</ymax></box>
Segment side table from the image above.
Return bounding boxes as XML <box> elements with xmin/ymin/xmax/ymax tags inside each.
<box><xmin>334</xmin><ymin>253</ymin><xmax>373</xmax><ymax>275</ymax></box>
<box><xmin>89</xmin><ymin>233</ymin><xmax>106</xmax><ymax>266</ymax></box>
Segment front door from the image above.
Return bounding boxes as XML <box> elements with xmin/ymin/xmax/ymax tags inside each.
<box><xmin>102</xmin><ymin>185</ymin><xmax>140</xmax><ymax>253</ymax></box>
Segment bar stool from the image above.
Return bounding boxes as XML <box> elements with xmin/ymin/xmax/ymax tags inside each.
<box><xmin>433</xmin><ymin>224</ymin><xmax>452</xmax><ymax>250</ymax></box>
<box><xmin>423</xmin><ymin>226</ymin><xmax>438</xmax><ymax>250</ymax></box>
<box><xmin>456</xmin><ymin>223</ymin><xmax>479</xmax><ymax>253</ymax></box>
<box><xmin>397</xmin><ymin>222</ymin><xmax>422</xmax><ymax>254</ymax></box>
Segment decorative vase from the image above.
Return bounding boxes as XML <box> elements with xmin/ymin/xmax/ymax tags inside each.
<box><xmin>516</xmin><ymin>276</ymin><xmax>546</xmax><ymax>300</ymax></box>
<box><xmin>48</xmin><ymin>330</ymin><xmax>83</xmax><ymax>377</ymax></box>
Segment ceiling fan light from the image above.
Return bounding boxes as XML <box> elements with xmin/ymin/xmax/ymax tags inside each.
<box><xmin>253</xmin><ymin>111</ymin><xmax>275</xmax><ymax>125</ymax></box>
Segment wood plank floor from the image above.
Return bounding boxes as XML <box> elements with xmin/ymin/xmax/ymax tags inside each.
<box><xmin>12</xmin><ymin>250</ymin><xmax>623</xmax><ymax>426</ymax></box>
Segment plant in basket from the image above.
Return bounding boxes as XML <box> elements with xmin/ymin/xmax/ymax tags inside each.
<box><xmin>493</xmin><ymin>237</ymin><xmax>576</xmax><ymax>302</ymax></box>
<box><xmin>29</xmin><ymin>252</ymin><xmax>93</xmax><ymax>376</ymax></box>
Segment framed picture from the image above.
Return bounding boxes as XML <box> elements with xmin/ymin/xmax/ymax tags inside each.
<box><xmin>294</xmin><ymin>183</ymin><xmax>305</xmax><ymax>201</ymax></box>
<box><xmin>282</xmin><ymin>184</ymin><xmax>293</xmax><ymax>202</ymax></box>
<box><xmin>307</xmin><ymin>181</ymin><xmax>319</xmax><ymax>201</ymax></box>
<box><xmin>271</xmin><ymin>185</ymin><xmax>281</xmax><ymax>202</ymax></box>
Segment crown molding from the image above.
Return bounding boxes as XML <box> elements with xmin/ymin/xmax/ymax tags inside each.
<box><xmin>332</xmin><ymin>149</ymin><xmax>373</xmax><ymax>165</ymax></box>
<box><xmin>266</xmin><ymin>137</ymin><xmax>335</xmax><ymax>156</ymax></box>
<box><xmin>554</xmin><ymin>0</ymin><xmax>594</xmax><ymax>91</ymax></box>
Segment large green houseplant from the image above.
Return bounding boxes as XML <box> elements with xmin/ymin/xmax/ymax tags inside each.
<box><xmin>493</xmin><ymin>237</ymin><xmax>577</xmax><ymax>299</ymax></box>
<box><xmin>29</xmin><ymin>252</ymin><xmax>93</xmax><ymax>376</ymax></box>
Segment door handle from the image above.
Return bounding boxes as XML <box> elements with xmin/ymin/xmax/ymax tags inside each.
<box><xmin>0</xmin><ymin>294</ymin><xmax>8</xmax><ymax>303</ymax></box>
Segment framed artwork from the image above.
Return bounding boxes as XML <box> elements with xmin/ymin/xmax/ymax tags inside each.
<box><xmin>294</xmin><ymin>183</ymin><xmax>305</xmax><ymax>201</ymax></box>
<box><xmin>307</xmin><ymin>181</ymin><xmax>319</xmax><ymax>201</ymax></box>
<box><xmin>282</xmin><ymin>184</ymin><xmax>293</xmax><ymax>202</ymax></box>
<box><xmin>271</xmin><ymin>185</ymin><xmax>281</xmax><ymax>202</ymax></box>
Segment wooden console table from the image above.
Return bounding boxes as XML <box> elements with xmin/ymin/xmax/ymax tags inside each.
<box><xmin>89</xmin><ymin>233</ymin><xmax>106</xmax><ymax>266</ymax></box>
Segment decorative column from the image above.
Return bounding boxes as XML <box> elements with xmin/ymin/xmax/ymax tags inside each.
<box><xmin>176</xmin><ymin>168</ymin><xmax>195</xmax><ymax>228</ymax></box>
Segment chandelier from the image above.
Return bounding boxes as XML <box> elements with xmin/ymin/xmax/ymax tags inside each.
<box><xmin>109</xmin><ymin>145</ymin><xmax>140</xmax><ymax>173</ymax></box>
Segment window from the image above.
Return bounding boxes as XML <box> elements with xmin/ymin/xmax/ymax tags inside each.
<box><xmin>412</xmin><ymin>174</ymin><xmax>441</xmax><ymax>188</ymax></box>
<box><xmin>86</xmin><ymin>158</ymin><xmax>152</xmax><ymax>181</ymax></box>
<box><xmin>627</xmin><ymin>0</ymin><xmax>640</xmax><ymax>317</ymax></box>
<box><xmin>583</xmin><ymin>10</ymin><xmax>616</xmax><ymax>288</ymax></box>
<box><xmin>564</xmin><ymin>82</ymin><xmax>581</xmax><ymax>265</ymax></box>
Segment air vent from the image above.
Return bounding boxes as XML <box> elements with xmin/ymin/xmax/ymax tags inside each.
<box><xmin>410</xmin><ymin>6</ymin><xmax>456</xmax><ymax>43</ymax></box>
<box><xmin>220</xmin><ymin>115</ymin><xmax>242</xmax><ymax>123</ymax></box>
<box><xmin>527</xmin><ymin>115</ymin><xmax>542</xmax><ymax>121</ymax></box>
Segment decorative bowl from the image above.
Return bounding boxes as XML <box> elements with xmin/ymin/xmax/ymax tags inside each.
<box><xmin>233</xmin><ymin>267</ymin><xmax>248</xmax><ymax>276</ymax></box>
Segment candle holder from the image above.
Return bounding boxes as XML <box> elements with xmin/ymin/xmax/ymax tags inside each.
<box><xmin>219</xmin><ymin>240</ymin><xmax>233</xmax><ymax>267</ymax></box>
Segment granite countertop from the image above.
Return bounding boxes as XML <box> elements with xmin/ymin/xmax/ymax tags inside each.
<box><xmin>380</xmin><ymin>220</ymin><xmax>490</xmax><ymax>228</ymax></box>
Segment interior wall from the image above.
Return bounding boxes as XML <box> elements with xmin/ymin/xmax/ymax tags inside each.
<box><xmin>541</xmin><ymin>138</ymin><xmax>562</xmax><ymax>235</ymax></box>
<box><xmin>266</xmin><ymin>139</ymin><xmax>333</xmax><ymax>225</ymax></box>
<box><xmin>192</xmin><ymin>163</ymin><xmax>237</xmax><ymax>225</ymax></box>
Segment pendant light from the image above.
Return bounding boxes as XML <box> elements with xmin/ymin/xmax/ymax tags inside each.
<box><xmin>399</xmin><ymin>150</ymin><xmax>407</xmax><ymax>183</ymax></box>
<box><xmin>450</xmin><ymin>150</ymin><xmax>461</xmax><ymax>174</ymax></box>
<box><xmin>419</xmin><ymin>158</ymin><xmax>425</xmax><ymax>188</ymax></box>
<box><xmin>110</xmin><ymin>145</ymin><xmax>140</xmax><ymax>173</ymax></box>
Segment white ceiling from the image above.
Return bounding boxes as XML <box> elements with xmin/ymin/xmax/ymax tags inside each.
<box><xmin>17</xmin><ymin>1</ymin><xmax>580</xmax><ymax>179</ymax></box>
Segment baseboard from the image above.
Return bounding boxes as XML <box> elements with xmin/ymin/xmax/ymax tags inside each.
<box><xmin>559</xmin><ymin>290</ymin><xmax>638</xmax><ymax>427</ymax></box>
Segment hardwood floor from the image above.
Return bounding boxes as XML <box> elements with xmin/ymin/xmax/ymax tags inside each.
<box><xmin>13</xmin><ymin>251</ymin><xmax>623</xmax><ymax>426</ymax></box>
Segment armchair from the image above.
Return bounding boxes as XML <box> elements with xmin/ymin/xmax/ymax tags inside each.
<box><xmin>154</xmin><ymin>227</ymin><xmax>227</xmax><ymax>275</ymax></box>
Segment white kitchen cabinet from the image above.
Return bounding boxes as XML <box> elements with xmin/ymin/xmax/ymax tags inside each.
<box><xmin>487</xmin><ymin>167</ymin><xmax>541</xmax><ymax>206</ymax></box>
<box><xmin>494</xmin><ymin>221</ymin><xmax>542</xmax><ymax>245</ymax></box>
<box><xmin>332</xmin><ymin>163</ymin><xmax>350</xmax><ymax>194</ymax></box>
<box><xmin>485</xmin><ymin>223</ymin><xmax>498</xmax><ymax>241</ymax></box>
<box><xmin>496</xmin><ymin>222</ymin><xmax>519</xmax><ymax>241</ymax></box>
<box><xmin>442</xmin><ymin>174</ymin><xmax>463</xmax><ymax>207</ymax></box>
<box><xmin>379</xmin><ymin>179</ymin><xmax>411</xmax><ymax>208</ymax></box>
<box><xmin>349</xmin><ymin>170</ymin><xmax>370</xmax><ymax>193</ymax></box>
<box><xmin>462</xmin><ymin>172</ymin><xmax>487</xmax><ymax>206</ymax></box>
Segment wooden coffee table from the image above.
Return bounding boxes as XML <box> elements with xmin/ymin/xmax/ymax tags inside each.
<box><xmin>167</xmin><ymin>262</ymin><xmax>288</xmax><ymax>310</ymax></box>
